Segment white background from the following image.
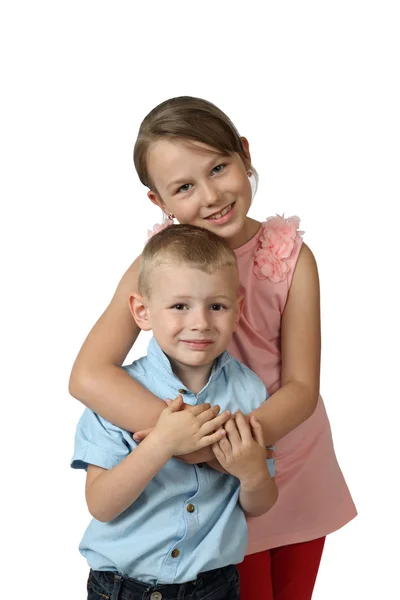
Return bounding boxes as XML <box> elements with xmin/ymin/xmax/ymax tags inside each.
<box><xmin>1</xmin><ymin>1</ymin><xmax>399</xmax><ymax>598</ymax></box>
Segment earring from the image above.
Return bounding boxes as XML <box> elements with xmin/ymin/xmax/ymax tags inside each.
<box><xmin>167</xmin><ymin>213</ymin><xmax>175</xmax><ymax>222</ymax></box>
<box><xmin>247</xmin><ymin>169</ymin><xmax>253</xmax><ymax>177</ymax></box>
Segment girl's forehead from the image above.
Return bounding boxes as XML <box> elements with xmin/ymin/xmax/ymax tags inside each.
<box><xmin>149</xmin><ymin>138</ymin><xmax>223</xmax><ymax>160</ymax></box>
<box><xmin>147</xmin><ymin>139</ymin><xmax>227</xmax><ymax>185</ymax></box>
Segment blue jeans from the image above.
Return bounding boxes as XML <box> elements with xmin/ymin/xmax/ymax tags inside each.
<box><xmin>87</xmin><ymin>565</ymin><xmax>240</xmax><ymax>600</ymax></box>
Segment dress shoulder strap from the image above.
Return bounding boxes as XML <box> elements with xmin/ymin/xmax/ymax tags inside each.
<box><xmin>253</xmin><ymin>215</ymin><xmax>304</xmax><ymax>283</ymax></box>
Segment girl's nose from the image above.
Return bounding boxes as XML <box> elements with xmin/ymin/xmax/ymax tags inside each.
<box><xmin>202</xmin><ymin>181</ymin><xmax>220</xmax><ymax>207</ymax></box>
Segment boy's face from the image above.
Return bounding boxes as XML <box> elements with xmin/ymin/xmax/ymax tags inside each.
<box><xmin>133</xmin><ymin>263</ymin><xmax>241</xmax><ymax>371</ymax></box>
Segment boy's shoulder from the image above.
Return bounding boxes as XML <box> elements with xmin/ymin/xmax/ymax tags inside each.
<box><xmin>122</xmin><ymin>338</ymin><xmax>170</xmax><ymax>383</ymax></box>
<box><xmin>121</xmin><ymin>343</ymin><xmax>176</xmax><ymax>400</ymax></box>
<box><xmin>220</xmin><ymin>352</ymin><xmax>268</xmax><ymax>397</ymax></box>
<box><xmin>123</xmin><ymin>354</ymin><xmax>149</xmax><ymax>379</ymax></box>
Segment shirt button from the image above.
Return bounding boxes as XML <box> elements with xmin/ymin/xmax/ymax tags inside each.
<box><xmin>178</xmin><ymin>388</ymin><xmax>187</xmax><ymax>394</ymax></box>
<box><xmin>150</xmin><ymin>593</ymin><xmax>162</xmax><ymax>600</ymax></box>
<box><xmin>187</xmin><ymin>503</ymin><xmax>195</xmax><ymax>513</ymax></box>
<box><xmin>171</xmin><ymin>548</ymin><xmax>180</xmax><ymax>558</ymax></box>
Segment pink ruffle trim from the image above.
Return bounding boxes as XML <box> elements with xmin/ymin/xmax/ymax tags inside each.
<box><xmin>253</xmin><ymin>215</ymin><xmax>304</xmax><ymax>283</ymax></box>
<box><xmin>147</xmin><ymin>221</ymin><xmax>173</xmax><ymax>240</ymax></box>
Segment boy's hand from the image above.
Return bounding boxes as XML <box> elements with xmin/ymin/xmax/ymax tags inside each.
<box><xmin>150</xmin><ymin>395</ymin><xmax>231</xmax><ymax>457</ymax></box>
<box><xmin>212</xmin><ymin>411</ymin><xmax>270</xmax><ymax>485</ymax></box>
<box><xmin>133</xmin><ymin>396</ymin><xmax>198</xmax><ymax>442</ymax></box>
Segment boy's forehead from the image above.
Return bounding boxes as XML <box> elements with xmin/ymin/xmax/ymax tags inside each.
<box><xmin>148</xmin><ymin>261</ymin><xmax>239</xmax><ymax>295</ymax></box>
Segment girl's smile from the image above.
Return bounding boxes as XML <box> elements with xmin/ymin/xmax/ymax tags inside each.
<box><xmin>205</xmin><ymin>201</ymin><xmax>236</xmax><ymax>223</ymax></box>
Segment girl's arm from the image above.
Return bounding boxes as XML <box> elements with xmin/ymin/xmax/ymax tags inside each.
<box><xmin>250</xmin><ymin>243</ymin><xmax>321</xmax><ymax>445</ymax></box>
<box><xmin>69</xmin><ymin>256</ymin><xmax>165</xmax><ymax>431</ymax></box>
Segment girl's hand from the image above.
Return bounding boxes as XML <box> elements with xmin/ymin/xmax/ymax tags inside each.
<box><xmin>133</xmin><ymin>427</ymin><xmax>154</xmax><ymax>442</ymax></box>
<box><xmin>241</xmin><ymin>412</ymin><xmax>275</xmax><ymax>460</ymax></box>
<box><xmin>150</xmin><ymin>395</ymin><xmax>231</xmax><ymax>457</ymax></box>
<box><xmin>212</xmin><ymin>412</ymin><xmax>270</xmax><ymax>485</ymax></box>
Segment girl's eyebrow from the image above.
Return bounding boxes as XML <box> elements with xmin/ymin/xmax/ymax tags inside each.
<box><xmin>166</xmin><ymin>153</ymin><xmax>227</xmax><ymax>191</ymax></box>
<box><xmin>166</xmin><ymin>178</ymin><xmax>190</xmax><ymax>191</ymax></box>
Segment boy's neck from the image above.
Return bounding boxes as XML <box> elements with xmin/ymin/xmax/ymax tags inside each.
<box><xmin>168</xmin><ymin>359</ymin><xmax>214</xmax><ymax>395</ymax></box>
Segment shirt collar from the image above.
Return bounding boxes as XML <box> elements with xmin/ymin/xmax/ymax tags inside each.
<box><xmin>147</xmin><ymin>337</ymin><xmax>232</xmax><ymax>387</ymax></box>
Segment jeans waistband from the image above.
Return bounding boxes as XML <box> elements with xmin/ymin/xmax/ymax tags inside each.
<box><xmin>88</xmin><ymin>564</ymin><xmax>238</xmax><ymax>600</ymax></box>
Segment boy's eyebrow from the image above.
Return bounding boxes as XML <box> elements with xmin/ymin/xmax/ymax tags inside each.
<box><xmin>169</xmin><ymin>294</ymin><xmax>234</xmax><ymax>301</ymax></box>
<box><xmin>166</xmin><ymin>153</ymin><xmax>228</xmax><ymax>191</ymax></box>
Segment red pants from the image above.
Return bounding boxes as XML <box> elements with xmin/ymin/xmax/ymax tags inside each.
<box><xmin>238</xmin><ymin>537</ymin><xmax>325</xmax><ymax>600</ymax></box>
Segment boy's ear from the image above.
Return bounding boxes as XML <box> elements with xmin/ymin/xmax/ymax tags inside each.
<box><xmin>129</xmin><ymin>293</ymin><xmax>152</xmax><ymax>331</ymax></box>
<box><xmin>233</xmin><ymin>294</ymin><xmax>244</xmax><ymax>331</ymax></box>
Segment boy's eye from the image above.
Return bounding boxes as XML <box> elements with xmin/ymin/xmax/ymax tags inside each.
<box><xmin>212</xmin><ymin>164</ymin><xmax>225</xmax><ymax>175</ymax></box>
<box><xmin>172</xmin><ymin>304</ymin><xmax>188</xmax><ymax>310</ymax></box>
<box><xmin>177</xmin><ymin>183</ymin><xmax>193</xmax><ymax>194</ymax></box>
<box><xmin>210</xmin><ymin>304</ymin><xmax>225</xmax><ymax>311</ymax></box>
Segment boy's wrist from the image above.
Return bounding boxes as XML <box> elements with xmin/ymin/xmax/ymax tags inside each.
<box><xmin>145</xmin><ymin>430</ymin><xmax>174</xmax><ymax>462</ymax></box>
<box><xmin>239</xmin><ymin>466</ymin><xmax>271</xmax><ymax>491</ymax></box>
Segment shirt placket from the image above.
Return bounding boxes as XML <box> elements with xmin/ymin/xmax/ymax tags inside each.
<box><xmin>157</xmin><ymin>462</ymin><xmax>201</xmax><ymax>584</ymax></box>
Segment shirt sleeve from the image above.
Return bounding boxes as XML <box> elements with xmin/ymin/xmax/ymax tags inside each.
<box><xmin>71</xmin><ymin>409</ymin><xmax>130</xmax><ymax>471</ymax></box>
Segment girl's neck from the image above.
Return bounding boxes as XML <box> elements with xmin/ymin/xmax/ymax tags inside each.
<box><xmin>228</xmin><ymin>217</ymin><xmax>262</xmax><ymax>249</ymax></box>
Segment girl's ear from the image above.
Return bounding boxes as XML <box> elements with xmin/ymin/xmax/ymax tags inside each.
<box><xmin>240</xmin><ymin>136</ymin><xmax>252</xmax><ymax>167</ymax></box>
<box><xmin>129</xmin><ymin>293</ymin><xmax>152</xmax><ymax>331</ymax></box>
<box><xmin>147</xmin><ymin>190</ymin><xmax>167</xmax><ymax>213</ymax></box>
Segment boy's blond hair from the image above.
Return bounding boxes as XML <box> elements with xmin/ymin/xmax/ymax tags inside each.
<box><xmin>139</xmin><ymin>224</ymin><xmax>239</xmax><ymax>297</ymax></box>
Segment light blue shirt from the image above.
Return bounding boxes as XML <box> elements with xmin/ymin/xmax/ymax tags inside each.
<box><xmin>71</xmin><ymin>338</ymin><xmax>271</xmax><ymax>585</ymax></box>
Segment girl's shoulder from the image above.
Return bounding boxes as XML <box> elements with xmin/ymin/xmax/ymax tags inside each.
<box><xmin>253</xmin><ymin>215</ymin><xmax>304</xmax><ymax>285</ymax></box>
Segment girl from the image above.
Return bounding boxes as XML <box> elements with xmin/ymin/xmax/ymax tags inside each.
<box><xmin>69</xmin><ymin>96</ymin><xmax>357</xmax><ymax>600</ymax></box>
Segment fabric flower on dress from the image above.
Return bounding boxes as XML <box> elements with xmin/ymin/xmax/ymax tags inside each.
<box><xmin>253</xmin><ymin>215</ymin><xmax>304</xmax><ymax>282</ymax></box>
<box><xmin>147</xmin><ymin>221</ymin><xmax>173</xmax><ymax>240</ymax></box>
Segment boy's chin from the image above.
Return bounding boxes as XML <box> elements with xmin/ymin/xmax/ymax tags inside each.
<box><xmin>169</xmin><ymin>350</ymin><xmax>218</xmax><ymax>369</ymax></box>
<box><xmin>174</xmin><ymin>354</ymin><xmax>215</xmax><ymax>367</ymax></box>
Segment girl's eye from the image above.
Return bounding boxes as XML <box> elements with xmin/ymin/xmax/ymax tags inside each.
<box><xmin>212</xmin><ymin>164</ymin><xmax>225</xmax><ymax>175</ymax></box>
<box><xmin>210</xmin><ymin>304</ymin><xmax>225</xmax><ymax>311</ymax></box>
<box><xmin>177</xmin><ymin>183</ymin><xmax>193</xmax><ymax>194</ymax></box>
<box><xmin>172</xmin><ymin>304</ymin><xmax>188</xmax><ymax>310</ymax></box>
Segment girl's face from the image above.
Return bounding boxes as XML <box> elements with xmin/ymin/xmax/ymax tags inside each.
<box><xmin>146</xmin><ymin>139</ymin><xmax>254</xmax><ymax>248</ymax></box>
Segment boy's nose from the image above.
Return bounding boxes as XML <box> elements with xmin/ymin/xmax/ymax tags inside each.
<box><xmin>190</xmin><ymin>308</ymin><xmax>210</xmax><ymax>331</ymax></box>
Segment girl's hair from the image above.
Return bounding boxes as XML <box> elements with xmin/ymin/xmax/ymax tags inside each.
<box><xmin>138</xmin><ymin>224</ymin><xmax>239</xmax><ymax>297</ymax></box>
<box><xmin>133</xmin><ymin>96</ymin><xmax>257</xmax><ymax>191</ymax></box>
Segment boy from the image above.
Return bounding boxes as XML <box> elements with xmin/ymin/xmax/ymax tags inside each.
<box><xmin>71</xmin><ymin>224</ymin><xmax>277</xmax><ymax>600</ymax></box>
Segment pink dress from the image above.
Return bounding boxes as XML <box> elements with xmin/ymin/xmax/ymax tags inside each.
<box><xmin>229</xmin><ymin>216</ymin><xmax>357</xmax><ymax>554</ymax></box>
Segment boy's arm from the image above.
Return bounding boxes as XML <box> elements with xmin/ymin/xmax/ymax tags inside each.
<box><xmin>69</xmin><ymin>256</ymin><xmax>166</xmax><ymax>431</ymax></box>
<box><xmin>238</xmin><ymin>473</ymin><xmax>278</xmax><ymax>517</ymax></box>
<box><xmin>81</xmin><ymin>398</ymin><xmax>230</xmax><ymax>522</ymax></box>
<box><xmin>86</xmin><ymin>434</ymin><xmax>171</xmax><ymax>522</ymax></box>
<box><xmin>212</xmin><ymin>413</ymin><xmax>278</xmax><ymax>517</ymax></box>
